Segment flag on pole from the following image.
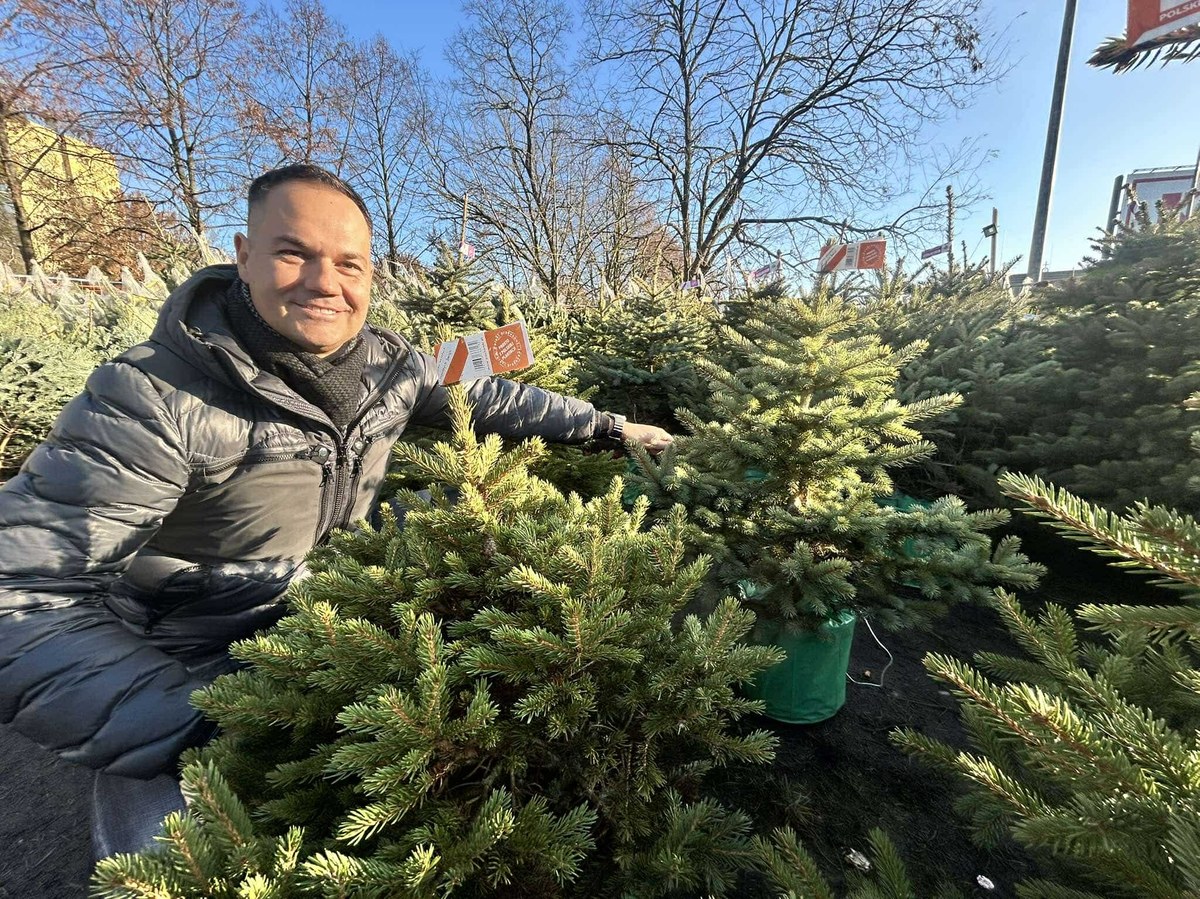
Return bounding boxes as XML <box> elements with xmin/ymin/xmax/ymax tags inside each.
<box><xmin>680</xmin><ymin>278</ymin><xmax>702</xmax><ymax>290</ymax></box>
<box><xmin>819</xmin><ymin>238</ymin><xmax>887</xmax><ymax>273</ymax></box>
<box><xmin>749</xmin><ymin>260</ymin><xmax>781</xmax><ymax>282</ymax></box>
<box><xmin>921</xmin><ymin>242</ymin><xmax>951</xmax><ymax>260</ymax></box>
<box><xmin>459</xmin><ymin>241</ymin><xmax>476</xmax><ymax>261</ymax></box>
<box><xmin>1127</xmin><ymin>0</ymin><xmax>1200</xmax><ymax>48</ymax></box>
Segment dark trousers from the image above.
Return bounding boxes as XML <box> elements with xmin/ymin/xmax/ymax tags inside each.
<box><xmin>91</xmin><ymin>771</ymin><xmax>186</xmax><ymax>862</ymax></box>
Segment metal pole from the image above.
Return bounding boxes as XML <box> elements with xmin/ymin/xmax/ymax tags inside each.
<box><xmin>1187</xmin><ymin>141</ymin><xmax>1200</xmax><ymax>221</ymax></box>
<box><xmin>1106</xmin><ymin>175</ymin><xmax>1125</xmax><ymax>234</ymax></box>
<box><xmin>989</xmin><ymin>207</ymin><xmax>998</xmax><ymax>277</ymax></box>
<box><xmin>459</xmin><ymin>194</ymin><xmax>469</xmax><ymax>260</ymax></box>
<box><xmin>1028</xmin><ymin>0</ymin><xmax>1077</xmax><ymax>283</ymax></box>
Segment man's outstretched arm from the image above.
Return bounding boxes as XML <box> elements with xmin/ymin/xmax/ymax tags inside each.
<box><xmin>408</xmin><ymin>347</ymin><xmax>674</xmax><ymax>452</ymax></box>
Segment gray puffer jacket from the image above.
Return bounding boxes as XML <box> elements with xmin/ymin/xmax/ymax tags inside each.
<box><xmin>0</xmin><ymin>264</ymin><xmax>602</xmax><ymax>778</ymax></box>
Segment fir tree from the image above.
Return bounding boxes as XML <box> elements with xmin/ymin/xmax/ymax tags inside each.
<box><xmin>369</xmin><ymin>244</ymin><xmax>499</xmax><ymax>345</ymax></box>
<box><xmin>989</xmin><ymin>212</ymin><xmax>1200</xmax><ymax>511</ymax></box>
<box><xmin>864</xmin><ymin>261</ymin><xmax>1050</xmax><ymax>506</ymax></box>
<box><xmin>92</xmin><ymin>389</ymin><xmax>783</xmax><ymax>898</ymax></box>
<box><xmin>894</xmin><ymin>452</ymin><xmax>1200</xmax><ymax>898</ymax></box>
<box><xmin>629</xmin><ymin>290</ymin><xmax>1043</xmax><ymax>632</ymax></box>
<box><xmin>571</xmin><ymin>283</ymin><xmax>719</xmax><ymax>431</ymax></box>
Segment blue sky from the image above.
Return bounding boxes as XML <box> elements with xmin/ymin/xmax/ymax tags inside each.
<box><xmin>326</xmin><ymin>0</ymin><xmax>1196</xmax><ymax>275</ymax></box>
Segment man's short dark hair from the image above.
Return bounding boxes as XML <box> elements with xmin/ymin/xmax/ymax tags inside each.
<box><xmin>247</xmin><ymin>164</ymin><xmax>373</xmax><ymax>232</ymax></box>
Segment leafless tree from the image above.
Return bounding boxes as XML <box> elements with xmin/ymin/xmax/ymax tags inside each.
<box><xmin>0</xmin><ymin>0</ymin><xmax>86</xmax><ymax>271</ymax></box>
<box><xmin>237</xmin><ymin>0</ymin><xmax>358</xmax><ymax>172</ymax></box>
<box><xmin>583</xmin><ymin>144</ymin><xmax>680</xmax><ymax>298</ymax></box>
<box><xmin>344</xmin><ymin>35</ymin><xmax>426</xmax><ymax>269</ymax></box>
<box><xmin>584</xmin><ymin>0</ymin><xmax>1002</xmax><ymax>279</ymax></box>
<box><xmin>418</xmin><ymin>0</ymin><xmax>610</xmax><ymax>305</ymax></box>
<box><xmin>26</xmin><ymin>0</ymin><xmax>248</xmax><ymax>239</ymax></box>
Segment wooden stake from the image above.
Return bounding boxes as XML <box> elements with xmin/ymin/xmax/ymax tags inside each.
<box><xmin>459</xmin><ymin>194</ymin><xmax>469</xmax><ymax>260</ymax></box>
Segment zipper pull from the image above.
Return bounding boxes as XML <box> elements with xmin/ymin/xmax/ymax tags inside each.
<box><xmin>349</xmin><ymin>437</ymin><xmax>372</xmax><ymax>477</ymax></box>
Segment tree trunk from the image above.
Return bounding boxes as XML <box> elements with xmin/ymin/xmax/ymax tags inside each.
<box><xmin>0</xmin><ymin>110</ymin><xmax>38</xmax><ymax>274</ymax></box>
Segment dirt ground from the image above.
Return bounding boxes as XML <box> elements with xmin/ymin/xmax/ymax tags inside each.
<box><xmin>0</xmin><ymin>516</ymin><xmax>1175</xmax><ymax>898</ymax></box>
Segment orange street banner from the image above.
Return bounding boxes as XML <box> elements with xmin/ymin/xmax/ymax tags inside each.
<box><xmin>819</xmin><ymin>238</ymin><xmax>887</xmax><ymax>273</ymax></box>
<box><xmin>1128</xmin><ymin>0</ymin><xmax>1200</xmax><ymax>47</ymax></box>
<box><xmin>434</xmin><ymin>321</ymin><xmax>534</xmax><ymax>386</ymax></box>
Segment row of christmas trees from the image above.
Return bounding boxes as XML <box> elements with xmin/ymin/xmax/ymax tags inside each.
<box><xmin>5</xmin><ymin>214</ymin><xmax>1198</xmax><ymax>895</ymax></box>
<box><xmin>7</xmin><ymin>212</ymin><xmax>1200</xmax><ymax>515</ymax></box>
<box><xmin>92</xmin><ymin>283</ymin><xmax>1043</xmax><ymax>896</ymax></box>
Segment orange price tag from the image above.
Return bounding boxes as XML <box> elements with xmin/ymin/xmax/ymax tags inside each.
<box><xmin>434</xmin><ymin>321</ymin><xmax>535</xmax><ymax>385</ymax></box>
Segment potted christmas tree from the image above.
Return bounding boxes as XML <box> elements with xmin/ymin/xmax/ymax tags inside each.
<box><xmin>630</xmin><ymin>290</ymin><xmax>1042</xmax><ymax>723</ymax></box>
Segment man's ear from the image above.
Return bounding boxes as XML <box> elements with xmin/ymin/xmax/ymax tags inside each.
<box><xmin>233</xmin><ymin>232</ymin><xmax>250</xmax><ymax>280</ymax></box>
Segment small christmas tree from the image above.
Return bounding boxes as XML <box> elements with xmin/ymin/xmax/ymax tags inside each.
<box><xmin>92</xmin><ymin>389</ymin><xmax>783</xmax><ymax>898</ymax></box>
<box><xmin>629</xmin><ymin>290</ymin><xmax>1043</xmax><ymax>632</ymax></box>
<box><xmin>369</xmin><ymin>243</ymin><xmax>500</xmax><ymax>345</ymax></box>
<box><xmin>571</xmin><ymin>283</ymin><xmax>719</xmax><ymax>431</ymax></box>
<box><xmin>895</xmin><ymin>454</ymin><xmax>1200</xmax><ymax>897</ymax></box>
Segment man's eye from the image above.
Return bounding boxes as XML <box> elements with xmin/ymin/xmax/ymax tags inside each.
<box><xmin>277</xmin><ymin>250</ymin><xmax>302</xmax><ymax>260</ymax></box>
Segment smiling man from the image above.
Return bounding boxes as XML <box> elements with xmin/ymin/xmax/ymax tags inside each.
<box><xmin>0</xmin><ymin>164</ymin><xmax>671</xmax><ymax>861</ymax></box>
<box><xmin>235</xmin><ymin>174</ymin><xmax>375</xmax><ymax>356</ymax></box>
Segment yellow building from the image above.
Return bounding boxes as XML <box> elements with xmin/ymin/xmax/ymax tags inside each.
<box><xmin>1</xmin><ymin>118</ymin><xmax>121</xmax><ymax>272</ymax></box>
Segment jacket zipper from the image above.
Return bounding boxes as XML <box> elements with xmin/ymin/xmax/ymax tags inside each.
<box><xmin>197</xmin><ymin>448</ymin><xmax>314</xmax><ymax>477</ymax></box>
<box><xmin>142</xmin><ymin>564</ymin><xmax>207</xmax><ymax>634</ymax></box>
<box><xmin>316</xmin><ymin>361</ymin><xmax>409</xmax><ymax>541</ymax></box>
<box><xmin>193</xmin><ymin>330</ymin><xmax>410</xmax><ymax>544</ymax></box>
<box><xmin>335</xmin><ymin>435</ymin><xmax>376</xmax><ymax>531</ymax></box>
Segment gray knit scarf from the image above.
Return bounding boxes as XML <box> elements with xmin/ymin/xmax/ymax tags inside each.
<box><xmin>224</xmin><ymin>280</ymin><xmax>369</xmax><ymax>433</ymax></box>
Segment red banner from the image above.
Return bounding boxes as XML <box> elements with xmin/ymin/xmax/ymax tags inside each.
<box><xmin>1128</xmin><ymin>0</ymin><xmax>1200</xmax><ymax>47</ymax></box>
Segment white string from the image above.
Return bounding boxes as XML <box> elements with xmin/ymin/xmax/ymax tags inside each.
<box><xmin>846</xmin><ymin>616</ymin><xmax>893</xmax><ymax>689</ymax></box>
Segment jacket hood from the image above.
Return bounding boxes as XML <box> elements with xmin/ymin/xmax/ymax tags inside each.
<box><xmin>149</xmin><ymin>264</ymin><xmax>248</xmax><ymax>389</ymax></box>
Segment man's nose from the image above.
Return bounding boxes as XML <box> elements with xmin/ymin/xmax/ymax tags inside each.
<box><xmin>304</xmin><ymin>257</ymin><xmax>341</xmax><ymax>296</ymax></box>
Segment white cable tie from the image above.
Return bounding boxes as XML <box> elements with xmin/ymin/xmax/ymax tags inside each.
<box><xmin>846</xmin><ymin>616</ymin><xmax>894</xmax><ymax>689</ymax></box>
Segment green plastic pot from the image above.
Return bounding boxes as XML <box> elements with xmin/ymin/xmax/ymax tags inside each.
<box><xmin>876</xmin><ymin>492</ymin><xmax>933</xmax><ymax>560</ymax></box>
<box><xmin>743</xmin><ymin>609</ymin><xmax>857</xmax><ymax>724</ymax></box>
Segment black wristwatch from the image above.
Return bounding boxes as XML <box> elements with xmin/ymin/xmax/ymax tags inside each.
<box><xmin>607</xmin><ymin>413</ymin><xmax>627</xmax><ymax>443</ymax></box>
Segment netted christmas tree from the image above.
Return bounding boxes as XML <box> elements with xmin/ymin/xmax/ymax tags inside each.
<box><xmin>0</xmin><ymin>263</ymin><xmax>158</xmax><ymax>479</ymax></box>
<box><xmin>864</xmin><ymin>261</ymin><xmax>1051</xmax><ymax>506</ymax></box>
<box><xmin>92</xmin><ymin>389</ymin><xmax>788</xmax><ymax>898</ymax></box>
<box><xmin>628</xmin><ymin>290</ymin><xmax>1043</xmax><ymax>633</ymax></box>
<box><xmin>987</xmin><ymin>210</ymin><xmax>1200</xmax><ymax>511</ymax></box>
<box><xmin>570</xmin><ymin>283</ymin><xmax>720</xmax><ymax>431</ymax></box>
<box><xmin>894</xmin><ymin>446</ymin><xmax>1200</xmax><ymax>898</ymax></box>
<box><xmin>370</xmin><ymin>249</ymin><xmax>622</xmax><ymax>500</ymax></box>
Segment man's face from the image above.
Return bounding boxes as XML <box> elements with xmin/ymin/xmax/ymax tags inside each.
<box><xmin>234</xmin><ymin>181</ymin><xmax>373</xmax><ymax>357</ymax></box>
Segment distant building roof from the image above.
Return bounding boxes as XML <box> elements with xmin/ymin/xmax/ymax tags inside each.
<box><xmin>1009</xmin><ymin>269</ymin><xmax>1079</xmax><ymax>293</ymax></box>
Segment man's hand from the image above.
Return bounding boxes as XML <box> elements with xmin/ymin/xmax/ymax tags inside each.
<box><xmin>624</xmin><ymin>422</ymin><xmax>674</xmax><ymax>455</ymax></box>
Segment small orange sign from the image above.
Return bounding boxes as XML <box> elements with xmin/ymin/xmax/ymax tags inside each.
<box><xmin>856</xmin><ymin>239</ymin><xmax>886</xmax><ymax>270</ymax></box>
<box><xmin>434</xmin><ymin>321</ymin><xmax>535</xmax><ymax>385</ymax></box>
